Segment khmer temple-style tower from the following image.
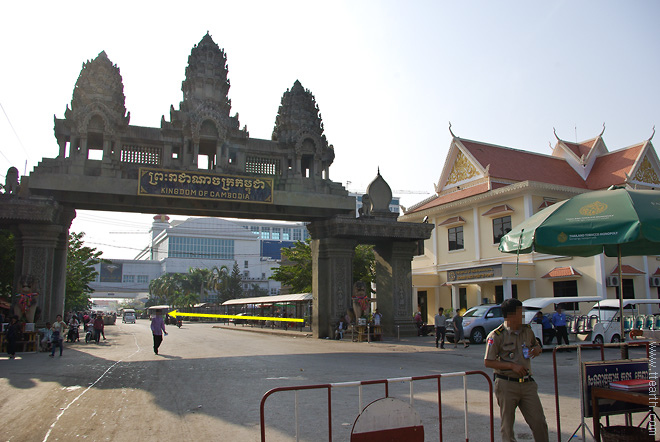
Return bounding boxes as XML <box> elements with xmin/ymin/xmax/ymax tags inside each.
<box><xmin>2</xmin><ymin>33</ymin><xmax>431</xmax><ymax>337</ymax></box>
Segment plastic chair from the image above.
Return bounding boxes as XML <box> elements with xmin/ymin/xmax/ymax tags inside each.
<box><xmin>576</xmin><ymin>315</ymin><xmax>587</xmax><ymax>333</ymax></box>
<box><xmin>634</xmin><ymin>315</ymin><xmax>645</xmax><ymax>330</ymax></box>
<box><xmin>587</xmin><ymin>315</ymin><xmax>599</xmax><ymax>332</ymax></box>
<box><xmin>644</xmin><ymin>316</ymin><xmax>654</xmax><ymax>330</ymax></box>
<box><xmin>623</xmin><ymin>316</ymin><xmax>634</xmax><ymax>331</ymax></box>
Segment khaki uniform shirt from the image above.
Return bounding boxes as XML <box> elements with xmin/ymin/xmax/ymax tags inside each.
<box><xmin>485</xmin><ymin>323</ymin><xmax>538</xmax><ymax>377</ymax></box>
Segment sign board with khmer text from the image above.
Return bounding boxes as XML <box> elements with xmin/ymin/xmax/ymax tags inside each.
<box><xmin>582</xmin><ymin>358</ymin><xmax>650</xmax><ymax>417</ymax></box>
<box><xmin>447</xmin><ymin>265</ymin><xmax>502</xmax><ymax>282</ymax></box>
<box><xmin>138</xmin><ymin>168</ymin><xmax>273</xmax><ymax>204</ymax></box>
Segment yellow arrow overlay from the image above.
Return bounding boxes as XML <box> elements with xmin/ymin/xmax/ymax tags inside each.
<box><xmin>168</xmin><ymin>310</ymin><xmax>304</xmax><ymax>323</ymax></box>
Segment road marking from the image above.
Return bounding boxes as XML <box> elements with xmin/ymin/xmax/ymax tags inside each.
<box><xmin>42</xmin><ymin>330</ymin><xmax>142</xmax><ymax>442</ymax></box>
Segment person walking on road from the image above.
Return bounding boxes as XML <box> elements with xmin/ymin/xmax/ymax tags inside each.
<box><xmin>452</xmin><ymin>309</ymin><xmax>469</xmax><ymax>348</ymax></box>
<box><xmin>484</xmin><ymin>298</ymin><xmax>548</xmax><ymax>442</ymax></box>
<box><xmin>5</xmin><ymin>315</ymin><xmax>21</xmax><ymax>359</ymax></box>
<box><xmin>50</xmin><ymin>314</ymin><xmax>66</xmax><ymax>357</ymax></box>
<box><xmin>93</xmin><ymin>314</ymin><xmax>105</xmax><ymax>344</ymax></box>
<box><xmin>434</xmin><ymin>307</ymin><xmax>448</xmax><ymax>349</ymax></box>
<box><xmin>151</xmin><ymin>311</ymin><xmax>167</xmax><ymax>355</ymax></box>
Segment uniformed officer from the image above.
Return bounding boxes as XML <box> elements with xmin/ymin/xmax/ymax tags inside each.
<box><xmin>484</xmin><ymin>298</ymin><xmax>549</xmax><ymax>442</ymax></box>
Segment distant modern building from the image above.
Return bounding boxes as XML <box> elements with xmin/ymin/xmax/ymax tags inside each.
<box><xmin>90</xmin><ymin>215</ymin><xmax>310</xmax><ymax>303</ymax></box>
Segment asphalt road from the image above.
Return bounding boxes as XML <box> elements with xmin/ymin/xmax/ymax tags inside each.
<box><xmin>0</xmin><ymin>320</ymin><xmax>650</xmax><ymax>441</ymax></box>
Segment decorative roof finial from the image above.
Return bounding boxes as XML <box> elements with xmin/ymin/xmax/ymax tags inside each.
<box><xmin>366</xmin><ymin>169</ymin><xmax>393</xmax><ymax>216</ymax></box>
<box><xmin>599</xmin><ymin>122</ymin><xmax>606</xmax><ymax>137</ymax></box>
<box><xmin>553</xmin><ymin>127</ymin><xmax>560</xmax><ymax>141</ymax></box>
<box><xmin>649</xmin><ymin>125</ymin><xmax>656</xmax><ymax>141</ymax></box>
<box><xmin>449</xmin><ymin>121</ymin><xmax>457</xmax><ymax>138</ymax></box>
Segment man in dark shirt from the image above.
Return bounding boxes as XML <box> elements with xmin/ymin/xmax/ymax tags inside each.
<box><xmin>93</xmin><ymin>314</ymin><xmax>105</xmax><ymax>344</ymax></box>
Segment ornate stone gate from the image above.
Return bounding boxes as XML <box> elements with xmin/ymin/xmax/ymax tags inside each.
<box><xmin>309</xmin><ymin>172</ymin><xmax>433</xmax><ymax>338</ymax></box>
<box><xmin>1</xmin><ymin>33</ymin><xmax>432</xmax><ymax>336</ymax></box>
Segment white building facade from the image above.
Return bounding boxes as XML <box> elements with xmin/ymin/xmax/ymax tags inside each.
<box><xmin>90</xmin><ymin>216</ymin><xmax>310</xmax><ymax>303</ymax></box>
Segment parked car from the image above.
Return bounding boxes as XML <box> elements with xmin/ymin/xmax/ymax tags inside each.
<box><xmin>229</xmin><ymin>312</ymin><xmax>249</xmax><ymax>325</ymax></box>
<box><xmin>446</xmin><ymin>304</ymin><xmax>503</xmax><ymax>344</ymax></box>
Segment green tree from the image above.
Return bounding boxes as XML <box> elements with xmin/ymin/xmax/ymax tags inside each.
<box><xmin>185</xmin><ymin>267</ymin><xmax>212</xmax><ymax>302</ymax></box>
<box><xmin>270</xmin><ymin>238</ymin><xmax>312</xmax><ymax>293</ymax></box>
<box><xmin>148</xmin><ymin>273</ymin><xmax>183</xmax><ymax>306</ymax></box>
<box><xmin>270</xmin><ymin>239</ymin><xmax>376</xmax><ymax>294</ymax></box>
<box><xmin>174</xmin><ymin>292</ymin><xmax>199</xmax><ymax>309</ymax></box>
<box><xmin>225</xmin><ymin>261</ymin><xmax>244</xmax><ymax>300</ymax></box>
<box><xmin>148</xmin><ymin>268</ymin><xmax>218</xmax><ymax>308</ymax></box>
<box><xmin>210</xmin><ymin>265</ymin><xmax>229</xmax><ymax>288</ymax></box>
<box><xmin>353</xmin><ymin>244</ymin><xmax>376</xmax><ymax>295</ymax></box>
<box><xmin>210</xmin><ymin>265</ymin><xmax>230</xmax><ymax>302</ymax></box>
<box><xmin>66</xmin><ymin>232</ymin><xmax>105</xmax><ymax>312</ymax></box>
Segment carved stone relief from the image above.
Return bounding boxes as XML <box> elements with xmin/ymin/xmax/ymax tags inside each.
<box><xmin>334</xmin><ymin>259</ymin><xmax>347</xmax><ymax>317</ymax></box>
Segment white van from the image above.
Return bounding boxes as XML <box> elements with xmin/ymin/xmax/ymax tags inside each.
<box><xmin>522</xmin><ymin>296</ymin><xmax>602</xmax><ymax>348</ymax></box>
<box><xmin>587</xmin><ymin>299</ymin><xmax>660</xmax><ymax>344</ymax></box>
<box><xmin>122</xmin><ymin>309</ymin><xmax>136</xmax><ymax>324</ymax></box>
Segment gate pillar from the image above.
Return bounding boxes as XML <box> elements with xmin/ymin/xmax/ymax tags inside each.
<box><xmin>311</xmin><ymin>237</ymin><xmax>356</xmax><ymax>339</ymax></box>
<box><xmin>374</xmin><ymin>241</ymin><xmax>418</xmax><ymax>337</ymax></box>
<box><xmin>1</xmin><ymin>197</ymin><xmax>75</xmax><ymax>326</ymax></box>
<box><xmin>15</xmin><ymin>220</ymin><xmax>72</xmax><ymax>325</ymax></box>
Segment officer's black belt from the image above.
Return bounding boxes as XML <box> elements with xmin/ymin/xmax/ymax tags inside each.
<box><xmin>494</xmin><ymin>374</ymin><xmax>535</xmax><ymax>383</ymax></box>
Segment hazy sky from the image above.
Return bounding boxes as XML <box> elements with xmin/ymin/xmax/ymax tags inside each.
<box><xmin>1</xmin><ymin>1</ymin><xmax>658</xmax><ymax>259</ymax></box>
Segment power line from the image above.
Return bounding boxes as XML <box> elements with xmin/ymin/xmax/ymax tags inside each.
<box><xmin>0</xmin><ymin>101</ymin><xmax>32</xmax><ymax>165</ymax></box>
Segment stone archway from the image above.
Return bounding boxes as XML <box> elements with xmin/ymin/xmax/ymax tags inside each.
<box><xmin>308</xmin><ymin>172</ymin><xmax>434</xmax><ymax>338</ymax></box>
<box><xmin>2</xmin><ymin>35</ymin><xmax>432</xmax><ymax>335</ymax></box>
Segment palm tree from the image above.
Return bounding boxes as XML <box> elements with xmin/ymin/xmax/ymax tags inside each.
<box><xmin>210</xmin><ymin>265</ymin><xmax>230</xmax><ymax>302</ymax></box>
<box><xmin>148</xmin><ymin>278</ymin><xmax>163</xmax><ymax>303</ymax></box>
<box><xmin>151</xmin><ymin>273</ymin><xmax>184</xmax><ymax>307</ymax></box>
<box><xmin>187</xmin><ymin>267</ymin><xmax>212</xmax><ymax>303</ymax></box>
<box><xmin>174</xmin><ymin>292</ymin><xmax>199</xmax><ymax>310</ymax></box>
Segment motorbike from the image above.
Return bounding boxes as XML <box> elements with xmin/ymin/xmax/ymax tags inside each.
<box><xmin>177</xmin><ymin>319</ymin><xmax>182</xmax><ymax>328</ymax></box>
<box><xmin>67</xmin><ymin>324</ymin><xmax>80</xmax><ymax>342</ymax></box>
<box><xmin>85</xmin><ymin>323</ymin><xmax>94</xmax><ymax>343</ymax></box>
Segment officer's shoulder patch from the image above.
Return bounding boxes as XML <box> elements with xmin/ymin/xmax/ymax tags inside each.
<box><xmin>494</xmin><ymin>324</ymin><xmax>504</xmax><ymax>335</ymax></box>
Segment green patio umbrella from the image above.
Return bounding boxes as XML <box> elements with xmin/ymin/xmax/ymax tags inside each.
<box><xmin>499</xmin><ymin>187</ymin><xmax>660</xmax><ymax>342</ymax></box>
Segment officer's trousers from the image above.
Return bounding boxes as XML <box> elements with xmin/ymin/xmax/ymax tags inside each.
<box><xmin>494</xmin><ymin>378</ymin><xmax>549</xmax><ymax>442</ymax></box>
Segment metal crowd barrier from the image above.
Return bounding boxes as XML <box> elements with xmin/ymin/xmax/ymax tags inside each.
<box><xmin>260</xmin><ymin>370</ymin><xmax>494</xmax><ymax>442</ymax></box>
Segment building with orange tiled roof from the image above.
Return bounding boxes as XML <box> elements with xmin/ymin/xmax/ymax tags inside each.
<box><xmin>399</xmin><ymin>127</ymin><xmax>660</xmax><ymax>338</ymax></box>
